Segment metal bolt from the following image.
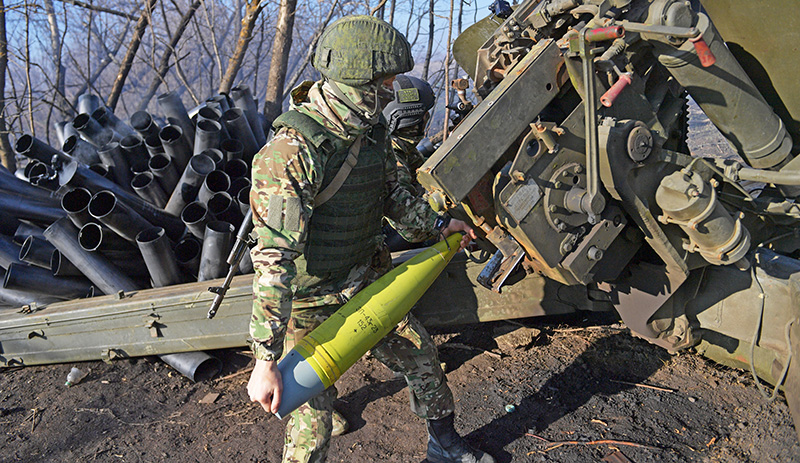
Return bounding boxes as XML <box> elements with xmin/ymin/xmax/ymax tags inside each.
<box><xmin>557</xmin><ymin>222</ymin><xmax>568</xmax><ymax>231</ymax></box>
<box><xmin>549</xmin><ymin>205</ymin><xmax>558</xmax><ymax>213</ymax></box>
<box><xmin>575</xmin><ymin>165</ymin><xmax>584</xmax><ymax>174</ymax></box>
<box><xmin>554</xmin><ymin>181</ymin><xmax>563</xmax><ymax>189</ymax></box>
<box><xmin>587</xmin><ymin>246</ymin><xmax>604</xmax><ymax>261</ymax></box>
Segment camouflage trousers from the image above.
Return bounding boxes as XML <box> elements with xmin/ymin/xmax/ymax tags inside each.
<box><xmin>281</xmin><ymin>304</ymin><xmax>454</xmax><ymax>463</ymax></box>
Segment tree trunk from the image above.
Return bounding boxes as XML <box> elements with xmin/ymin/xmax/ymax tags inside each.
<box><xmin>262</xmin><ymin>0</ymin><xmax>297</xmax><ymax>126</ymax></box>
<box><xmin>218</xmin><ymin>0</ymin><xmax>264</xmax><ymax>95</ymax></box>
<box><xmin>43</xmin><ymin>0</ymin><xmax>70</xmax><ymax>117</ymax></box>
<box><xmin>282</xmin><ymin>0</ymin><xmax>338</xmax><ymax>100</ymax></box>
<box><xmin>422</xmin><ymin>0</ymin><xmax>435</xmax><ymax>80</ymax></box>
<box><xmin>107</xmin><ymin>0</ymin><xmax>159</xmax><ymax>111</ymax></box>
<box><xmin>0</xmin><ymin>0</ymin><xmax>14</xmax><ymax>172</ymax></box>
<box><xmin>138</xmin><ymin>0</ymin><xmax>201</xmax><ymax>111</ymax></box>
<box><xmin>443</xmin><ymin>0</ymin><xmax>454</xmax><ymax>141</ymax></box>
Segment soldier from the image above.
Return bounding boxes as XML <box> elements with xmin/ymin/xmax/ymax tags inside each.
<box><xmin>246</xmin><ymin>14</ymin><xmax>496</xmax><ymax>463</ymax></box>
<box><xmin>384</xmin><ymin>74</ymin><xmax>436</xmax><ymax>195</ymax></box>
<box><xmin>382</xmin><ymin>75</ymin><xmax>438</xmax><ymax>252</ymax></box>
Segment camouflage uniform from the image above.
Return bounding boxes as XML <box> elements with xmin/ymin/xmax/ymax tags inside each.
<box><xmin>249</xmin><ymin>79</ymin><xmax>454</xmax><ymax>463</ymax></box>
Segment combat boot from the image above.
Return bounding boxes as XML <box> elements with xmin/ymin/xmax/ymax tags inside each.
<box><xmin>331</xmin><ymin>409</ymin><xmax>349</xmax><ymax>437</ymax></box>
<box><xmin>426</xmin><ymin>413</ymin><xmax>495</xmax><ymax>463</ymax></box>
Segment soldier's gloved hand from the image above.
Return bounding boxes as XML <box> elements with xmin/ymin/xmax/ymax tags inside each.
<box><xmin>247</xmin><ymin>359</ymin><xmax>283</xmax><ymax>414</ymax></box>
<box><xmin>441</xmin><ymin>218</ymin><xmax>477</xmax><ymax>250</ymax></box>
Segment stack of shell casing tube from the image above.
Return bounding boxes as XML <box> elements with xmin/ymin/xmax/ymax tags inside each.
<box><xmin>1</xmin><ymin>87</ymin><xmax>265</xmax><ymax>310</ymax></box>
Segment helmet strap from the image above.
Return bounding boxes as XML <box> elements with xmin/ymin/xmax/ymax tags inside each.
<box><xmin>327</xmin><ymin>79</ymin><xmax>381</xmax><ymax>126</ymax></box>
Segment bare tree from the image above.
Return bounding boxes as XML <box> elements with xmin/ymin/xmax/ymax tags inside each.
<box><xmin>138</xmin><ymin>0</ymin><xmax>201</xmax><ymax>110</ymax></box>
<box><xmin>443</xmin><ymin>0</ymin><xmax>453</xmax><ymax>140</ymax></box>
<box><xmin>0</xmin><ymin>0</ymin><xmax>15</xmax><ymax>171</ymax></box>
<box><xmin>422</xmin><ymin>0</ymin><xmax>434</xmax><ymax>80</ymax></box>
<box><xmin>43</xmin><ymin>0</ymin><xmax>70</xmax><ymax>117</ymax></box>
<box><xmin>262</xmin><ymin>0</ymin><xmax>298</xmax><ymax>125</ymax></box>
<box><xmin>283</xmin><ymin>0</ymin><xmax>339</xmax><ymax>98</ymax></box>
<box><xmin>107</xmin><ymin>0</ymin><xmax>159</xmax><ymax>111</ymax></box>
<box><xmin>219</xmin><ymin>0</ymin><xmax>265</xmax><ymax>94</ymax></box>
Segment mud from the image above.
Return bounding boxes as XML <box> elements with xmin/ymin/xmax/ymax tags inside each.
<box><xmin>1</xmin><ymin>312</ymin><xmax>798</xmax><ymax>462</ymax></box>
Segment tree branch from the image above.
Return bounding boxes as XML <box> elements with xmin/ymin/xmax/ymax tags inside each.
<box><xmin>54</xmin><ymin>0</ymin><xmax>138</xmax><ymax>21</ymax></box>
<box><xmin>106</xmin><ymin>0</ymin><xmax>159</xmax><ymax>111</ymax></box>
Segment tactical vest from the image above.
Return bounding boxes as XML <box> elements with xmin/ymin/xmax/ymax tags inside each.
<box><xmin>272</xmin><ymin>111</ymin><xmax>388</xmax><ymax>287</ymax></box>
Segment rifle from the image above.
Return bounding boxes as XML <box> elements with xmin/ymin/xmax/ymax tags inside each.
<box><xmin>207</xmin><ymin>209</ymin><xmax>254</xmax><ymax>319</ymax></box>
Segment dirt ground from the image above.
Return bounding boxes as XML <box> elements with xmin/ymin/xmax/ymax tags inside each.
<box><xmin>1</xmin><ymin>311</ymin><xmax>799</xmax><ymax>463</ymax></box>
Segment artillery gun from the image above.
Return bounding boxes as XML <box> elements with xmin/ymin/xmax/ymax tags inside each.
<box><xmin>420</xmin><ymin>0</ymin><xmax>800</xmax><ymax>433</ymax></box>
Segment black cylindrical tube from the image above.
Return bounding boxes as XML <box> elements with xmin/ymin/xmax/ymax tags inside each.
<box><xmin>61</xmin><ymin>121</ymin><xmax>81</xmax><ymax>142</ymax></box>
<box><xmin>207</xmin><ymin>94</ymin><xmax>230</xmax><ymax>113</ymax></box>
<box><xmin>199</xmin><ymin>148</ymin><xmax>225</xmax><ymax>170</ymax></box>
<box><xmin>97</xmin><ymin>142</ymin><xmax>134</xmax><ymax>192</ymax></box>
<box><xmin>130</xmin><ymin>158</ymin><xmax>149</xmax><ymax>176</ymax></box>
<box><xmin>0</xmin><ymin>192</ymin><xmax>65</xmax><ymax>225</ymax></box>
<box><xmin>92</xmin><ymin>107</ymin><xmax>136</xmax><ymax>138</ymax></box>
<box><xmin>61</xmin><ymin>187</ymin><xmax>94</xmax><ymax>229</ymax></box>
<box><xmin>131</xmin><ymin>110</ymin><xmax>161</xmax><ymax>139</ymax></box>
<box><xmin>26</xmin><ymin>162</ymin><xmax>53</xmax><ymax>184</ymax></box>
<box><xmin>136</xmin><ymin>227</ymin><xmax>185</xmax><ymax>287</ymax></box>
<box><xmin>78</xmin><ymin>222</ymin><xmax>137</xmax><ymax>253</ymax></box>
<box><xmin>224</xmin><ymin>158</ymin><xmax>249</xmax><ymax>181</ymax></box>
<box><xmin>14</xmin><ymin>134</ymin><xmax>71</xmax><ymax>164</ymax></box>
<box><xmin>197</xmin><ymin>170</ymin><xmax>231</xmax><ymax>205</ymax></box>
<box><xmin>149</xmin><ymin>153</ymin><xmax>180</xmax><ymax>193</ymax></box>
<box><xmin>230</xmin><ymin>85</ymin><xmax>267</xmax><ymax>146</ymax></box>
<box><xmin>132</xmin><ymin>172</ymin><xmax>168</xmax><ymax>208</ymax></box>
<box><xmin>0</xmin><ymin>210</ymin><xmax>20</xmax><ymax>236</ymax></box>
<box><xmin>222</xmin><ymin>108</ymin><xmax>259</xmax><ymax>164</ymax></box>
<box><xmin>236</xmin><ymin>186</ymin><xmax>251</xmax><ymax>216</ymax></box>
<box><xmin>0</xmin><ymin>234</ymin><xmax>23</xmax><ymax>269</ymax></box>
<box><xmin>13</xmin><ymin>222</ymin><xmax>45</xmax><ymax>245</ymax></box>
<box><xmin>160</xmin><ymin>124</ymin><xmax>192</xmax><ymax>173</ymax></box>
<box><xmin>207</xmin><ymin>191</ymin><xmax>243</xmax><ymax>225</ymax></box>
<box><xmin>73</xmin><ymin>113</ymin><xmax>116</xmax><ymax>148</ymax></box>
<box><xmin>220</xmin><ymin>138</ymin><xmax>244</xmax><ymax>163</ymax></box>
<box><xmin>194</xmin><ymin>119</ymin><xmax>222</xmax><ymax>156</ymax></box>
<box><xmin>57</xmin><ymin>160</ymin><xmax>187</xmax><ymax>241</ymax></box>
<box><xmin>88</xmin><ymin>191</ymin><xmax>153</xmax><ymax>242</ymax></box>
<box><xmin>164</xmin><ymin>154</ymin><xmax>215</xmax><ymax>216</ymax></box>
<box><xmin>0</xmin><ymin>269</ymin><xmax>61</xmax><ymax>307</ymax></box>
<box><xmin>119</xmin><ymin>134</ymin><xmax>150</xmax><ymax>167</ymax></box>
<box><xmin>88</xmin><ymin>163</ymin><xmax>112</xmax><ymax>179</ymax></box>
<box><xmin>19</xmin><ymin>236</ymin><xmax>55</xmax><ymax>269</ymax></box>
<box><xmin>157</xmin><ymin>91</ymin><xmax>195</xmax><ymax>147</ymax></box>
<box><xmin>44</xmin><ymin>217</ymin><xmax>141</xmax><ymax>294</ymax></box>
<box><xmin>144</xmin><ymin>132</ymin><xmax>165</xmax><ymax>157</ymax></box>
<box><xmin>198</xmin><ymin>221</ymin><xmax>235</xmax><ymax>281</ymax></box>
<box><xmin>4</xmin><ymin>262</ymin><xmax>93</xmax><ymax>300</ymax></box>
<box><xmin>63</xmin><ymin>135</ymin><xmax>101</xmax><ymax>165</ymax></box>
<box><xmin>51</xmin><ymin>250</ymin><xmax>85</xmax><ymax>277</ymax></box>
<box><xmin>181</xmin><ymin>201</ymin><xmax>215</xmax><ymax>239</ymax></box>
<box><xmin>54</xmin><ymin>121</ymin><xmax>67</xmax><ymax>146</ymax></box>
<box><xmin>77</xmin><ymin>94</ymin><xmax>102</xmax><ymax>115</ymax></box>
<box><xmin>228</xmin><ymin>176</ymin><xmax>250</xmax><ymax>196</ymax></box>
<box><xmin>22</xmin><ymin>161</ymin><xmax>41</xmax><ymax>181</ymax></box>
<box><xmin>175</xmin><ymin>236</ymin><xmax>201</xmax><ymax>278</ymax></box>
<box><xmin>239</xmin><ymin>246</ymin><xmax>254</xmax><ymax>274</ymax></box>
<box><xmin>197</xmin><ymin>105</ymin><xmax>222</xmax><ymax>123</ymax></box>
<box><xmin>0</xmin><ymin>167</ymin><xmax>59</xmax><ymax>204</ymax></box>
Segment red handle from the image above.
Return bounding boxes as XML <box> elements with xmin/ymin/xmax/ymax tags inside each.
<box><xmin>600</xmin><ymin>74</ymin><xmax>632</xmax><ymax>107</ymax></box>
<box><xmin>585</xmin><ymin>26</ymin><xmax>625</xmax><ymax>42</ymax></box>
<box><xmin>690</xmin><ymin>34</ymin><xmax>716</xmax><ymax>67</ymax></box>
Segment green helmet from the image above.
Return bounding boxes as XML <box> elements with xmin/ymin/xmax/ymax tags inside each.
<box><xmin>313</xmin><ymin>15</ymin><xmax>414</xmax><ymax>86</ymax></box>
